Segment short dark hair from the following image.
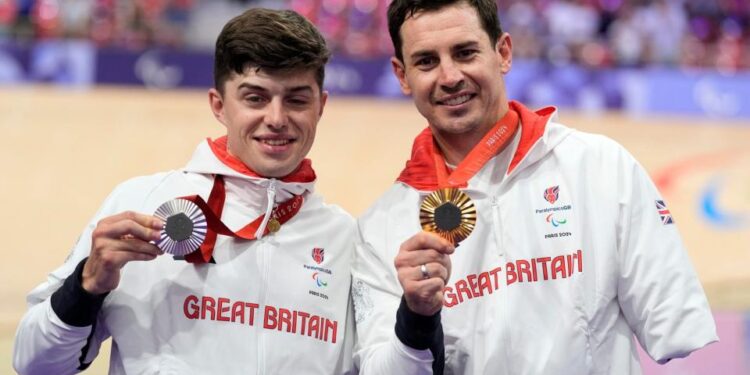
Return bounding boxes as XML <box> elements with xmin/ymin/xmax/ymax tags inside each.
<box><xmin>387</xmin><ymin>0</ymin><xmax>503</xmax><ymax>62</ymax></box>
<box><xmin>213</xmin><ymin>8</ymin><xmax>331</xmax><ymax>93</ymax></box>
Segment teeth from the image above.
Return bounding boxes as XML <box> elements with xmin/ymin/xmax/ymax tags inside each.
<box><xmin>262</xmin><ymin>139</ymin><xmax>291</xmax><ymax>146</ymax></box>
<box><xmin>443</xmin><ymin>94</ymin><xmax>471</xmax><ymax>106</ymax></box>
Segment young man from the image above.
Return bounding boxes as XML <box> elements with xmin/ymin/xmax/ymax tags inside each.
<box><xmin>14</xmin><ymin>8</ymin><xmax>356</xmax><ymax>374</ymax></box>
<box><xmin>353</xmin><ymin>0</ymin><xmax>718</xmax><ymax>374</ymax></box>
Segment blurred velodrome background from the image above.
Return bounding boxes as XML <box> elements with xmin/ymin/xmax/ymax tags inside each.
<box><xmin>0</xmin><ymin>0</ymin><xmax>748</xmax><ymax>374</ymax></box>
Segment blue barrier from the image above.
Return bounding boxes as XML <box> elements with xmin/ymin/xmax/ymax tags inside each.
<box><xmin>1</xmin><ymin>41</ymin><xmax>749</xmax><ymax>119</ymax></box>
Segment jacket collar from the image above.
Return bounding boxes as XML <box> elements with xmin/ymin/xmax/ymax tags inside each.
<box><xmin>183</xmin><ymin>136</ymin><xmax>316</xmax><ymax>200</ymax></box>
<box><xmin>397</xmin><ymin>101</ymin><xmax>570</xmax><ymax>191</ymax></box>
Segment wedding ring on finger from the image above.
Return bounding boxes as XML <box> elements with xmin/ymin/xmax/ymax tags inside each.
<box><xmin>420</xmin><ymin>264</ymin><xmax>430</xmax><ymax>280</ymax></box>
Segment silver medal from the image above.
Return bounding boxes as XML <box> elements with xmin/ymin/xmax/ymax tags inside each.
<box><xmin>154</xmin><ymin>199</ymin><xmax>207</xmax><ymax>256</ymax></box>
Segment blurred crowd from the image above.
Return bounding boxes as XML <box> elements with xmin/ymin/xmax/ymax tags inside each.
<box><xmin>502</xmin><ymin>0</ymin><xmax>749</xmax><ymax>72</ymax></box>
<box><xmin>0</xmin><ymin>0</ymin><xmax>747</xmax><ymax>71</ymax></box>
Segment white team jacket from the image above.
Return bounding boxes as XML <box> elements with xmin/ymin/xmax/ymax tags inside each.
<box><xmin>14</xmin><ymin>139</ymin><xmax>357</xmax><ymax>375</ymax></box>
<box><xmin>353</xmin><ymin>104</ymin><xmax>718</xmax><ymax>374</ymax></box>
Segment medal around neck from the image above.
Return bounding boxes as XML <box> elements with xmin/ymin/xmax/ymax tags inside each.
<box><xmin>154</xmin><ymin>199</ymin><xmax>207</xmax><ymax>256</ymax></box>
<box><xmin>419</xmin><ymin>188</ymin><xmax>476</xmax><ymax>245</ymax></box>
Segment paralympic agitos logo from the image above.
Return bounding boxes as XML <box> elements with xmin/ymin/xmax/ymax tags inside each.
<box><xmin>546</xmin><ymin>213</ymin><xmax>567</xmax><ymax>227</ymax></box>
<box><xmin>312</xmin><ymin>272</ymin><xmax>328</xmax><ymax>288</ymax></box>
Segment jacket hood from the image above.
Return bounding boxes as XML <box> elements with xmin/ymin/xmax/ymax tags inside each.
<box><xmin>506</xmin><ymin>101</ymin><xmax>572</xmax><ymax>176</ymax></box>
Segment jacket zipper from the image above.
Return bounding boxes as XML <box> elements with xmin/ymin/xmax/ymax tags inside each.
<box><xmin>490</xmin><ymin>195</ymin><xmax>512</xmax><ymax>371</ymax></box>
<box><xmin>256</xmin><ymin>179</ymin><xmax>277</xmax><ymax>375</ymax></box>
<box><xmin>491</xmin><ymin>196</ymin><xmax>505</xmax><ymax>256</ymax></box>
<box><xmin>255</xmin><ymin>179</ymin><xmax>278</xmax><ymax>239</ymax></box>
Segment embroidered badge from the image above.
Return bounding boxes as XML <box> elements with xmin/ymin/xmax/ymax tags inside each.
<box><xmin>544</xmin><ymin>186</ymin><xmax>559</xmax><ymax>204</ymax></box>
<box><xmin>352</xmin><ymin>279</ymin><xmax>374</xmax><ymax>324</ymax></box>
<box><xmin>312</xmin><ymin>247</ymin><xmax>325</xmax><ymax>264</ymax></box>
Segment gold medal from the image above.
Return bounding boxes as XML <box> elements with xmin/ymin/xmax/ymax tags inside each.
<box><xmin>419</xmin><ymin>188</ymin><xmax>476</xmax><ymax>245</ymax></box>
<box><xmin>267</xmin><ymin>218</ymin><xmax>281</xmax><ymax>233</ymax></box>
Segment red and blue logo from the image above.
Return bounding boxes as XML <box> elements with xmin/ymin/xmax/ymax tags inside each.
<box><xmin>544</xmin><ymin>186</ymin><xmax>559</xmax><ymax>204</ymax></box>
<box><xmin>312</xmin><ymin>247</ymin><xmax>325</xmax><ymax>264</ymax></box>
<box><xmin>656</xmin><ymin>200</ymin><xmax>674</xmax><ymax>225</ymax></box>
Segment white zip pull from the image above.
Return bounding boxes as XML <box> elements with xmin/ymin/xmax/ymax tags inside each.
<box><xmin>255</xmin><ymin>179</ymin><xmax>277</xmax><ymax>239</ymax></box>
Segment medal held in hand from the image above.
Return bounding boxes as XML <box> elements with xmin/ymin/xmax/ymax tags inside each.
<box><xmin>154</xmin><ymin>199</ymin><xmax>207</xmax><ymax>256</ymax></box>
<box><xmin>419</xmin><ymin>188</ymin><xmax>476</xmax><ymax>245</ymax></box>
<box><xmin>410</xmin><ymin>109</ymin><xmax>520</xmax><ymax>247</ymax></box>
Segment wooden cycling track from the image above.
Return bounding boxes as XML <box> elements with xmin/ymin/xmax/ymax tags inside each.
<box><xmin>1</xmin><ymin>86</ymin><xmax>748</xmax><ymax>374</ymax></box>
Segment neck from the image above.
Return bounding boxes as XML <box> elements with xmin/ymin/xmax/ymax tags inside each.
<box><xmin>432</xmin><ymin>130</ymin><xmax>485</xmax><ymax>166</ymax></box>
<box><xmin>433</xmin><ymin>106</ymin><xmax>510</xmax><ymax>165</ymax></box>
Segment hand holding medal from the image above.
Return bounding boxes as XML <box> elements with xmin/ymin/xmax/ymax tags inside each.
<box><xmin>395</xmin><ymin>188</ymin><xmax>475</xmax><ymax>316</ymax></box>
<box><xmin>81</xmin><ymin>211</ymin><xmax>165</xmax><ymax>295</ymax></box>
<box><xmin>397</xmin><ymin>108</ymin><xmax>519</xmax><ymax>316</ymax></box>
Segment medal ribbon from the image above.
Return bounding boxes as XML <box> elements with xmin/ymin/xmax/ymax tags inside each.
<box><xmin>434</xmin><ymin>108</ymin><xmax>519</xmax><ymax>188</ymax></box>
<box><xmin>180</xmin><ymin>175</ymin><xmax>304</xmax><ymax>263</ymax></box>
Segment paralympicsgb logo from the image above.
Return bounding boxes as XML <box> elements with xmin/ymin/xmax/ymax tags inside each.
<box><xmin>544</xmin><ymin>186</ymin><xmax>559</xmax><ymax>204</ymax></box>
<box><xmin>312</xmin><ymin>248</ymin><xmax>325</xmax><ymax>264</ymax></box>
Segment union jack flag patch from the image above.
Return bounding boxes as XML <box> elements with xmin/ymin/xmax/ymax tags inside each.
<box><xmin>655</xmin><ymin>200</ymin><xmax>674</xmax><ymax>225</ymax></box>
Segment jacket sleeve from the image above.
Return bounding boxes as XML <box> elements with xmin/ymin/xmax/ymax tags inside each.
<box><xmin>352</xmin><ymin>222</ymin><xmax>443</xmax><ymax>375</ymax></box>
<box><xmin>13</xmin><ymin>193</ymin><xmax>121</xmax><ymax>374</ymax></box>
<box><xmin>615</xmin><ymin>151</ymin><xmax>718</xmax><ymax>363</ymax></box>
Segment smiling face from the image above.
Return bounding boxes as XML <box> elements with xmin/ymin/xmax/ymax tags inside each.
<box><xmin>392</xmin><ymin>2</ymin><xmax>512</xmax><ymax>164</ymax></box>
<box><xmin>208</xmin><ymin>67</ymin><xmax>327</xmax><ymax>178</ymax></box>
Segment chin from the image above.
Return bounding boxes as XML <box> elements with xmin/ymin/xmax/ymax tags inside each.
<box><xmin>434</xmin><ymin>119</ymin><xmax>480</xmax><ymax>135</ymax></box>
<box><xmin>257</xmin><ymin>168</ymin><xmax>287</xmax><ymax>179</ymax></box>
<box><xmin>265</xmin><ymin>164</ymin><xmax>300</xmax><ymax>178</ymax></box>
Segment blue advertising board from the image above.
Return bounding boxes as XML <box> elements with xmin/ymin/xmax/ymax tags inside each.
<box><xmin>1</xmin><ymin>41</ymin><xmax>749</xmax><ymax>119</ymax></box>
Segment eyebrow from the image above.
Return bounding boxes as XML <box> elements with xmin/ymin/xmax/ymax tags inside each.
<box><xmin>286</xmin><ymin>86</ymin><xmax>314</xmax><ymax>94</ymax></box>
<box><xmin>408</xmin><ymin>49</ymin><xmax>435</xmax><ymax>62</ymax></box>
<box><xmin>237</xmin><ymin>83</ymin><xmax>314</xmax><ymax>94</ymax></box>
<box><xmin>452</xmin><ymin>41</ymin><xmax>480</xmax><ymax>51</ymax></box>
<box><xmin>408</xmin><ymin>40</ymin><xmax>481</xmax><ymax>61</ymax></box>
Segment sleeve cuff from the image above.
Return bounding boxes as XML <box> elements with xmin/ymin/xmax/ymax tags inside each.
<box><xmin>50</xmin><ymin>257</ymin><xmax>108</xmax><ymax>327</ymax></box>
<box><xmin>394</xmin><ymin>296</ymin><xmax>441</xmax><ymax>350</ymax></box>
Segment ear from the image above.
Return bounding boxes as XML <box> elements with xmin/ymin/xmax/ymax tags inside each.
<box><xmin>391</xmin><ymin>56</ymin><xmax>412</xmax><ymax>96</ymax></box>
<box><xmin>496</xmin><ymin>32</ymin><xmax>513</xmax><ymax>74</ymax></box>
<box><xmin>208</xmin><ymin>88</ymin><xmax>227</xmax><ymax>127</ymax></box>
<box><xmin>318</xmin><ymin>90</ymin><xmax>328</xmax><ymax>118</ymax></box>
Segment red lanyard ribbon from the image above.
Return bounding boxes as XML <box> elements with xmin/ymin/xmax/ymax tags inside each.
<box><xmin>434</xmin><ymin>108</ymin><xmax>519</xmax><ymax>188</ymax></box>
<box><xmin>180</xmin><ymin>175</ymin><xmax>304</xmax><ymax>263</ymax></box>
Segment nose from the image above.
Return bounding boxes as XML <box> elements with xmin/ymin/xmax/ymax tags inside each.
<box><xmin>265</xmin><ymin>99</ymin><xmax>288</xmax><ymax>129</ymax></box>
<box><xmin>437</xmin><ymin>60</ymin><xmax>464</xmax><ymax>92</ymax></box>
